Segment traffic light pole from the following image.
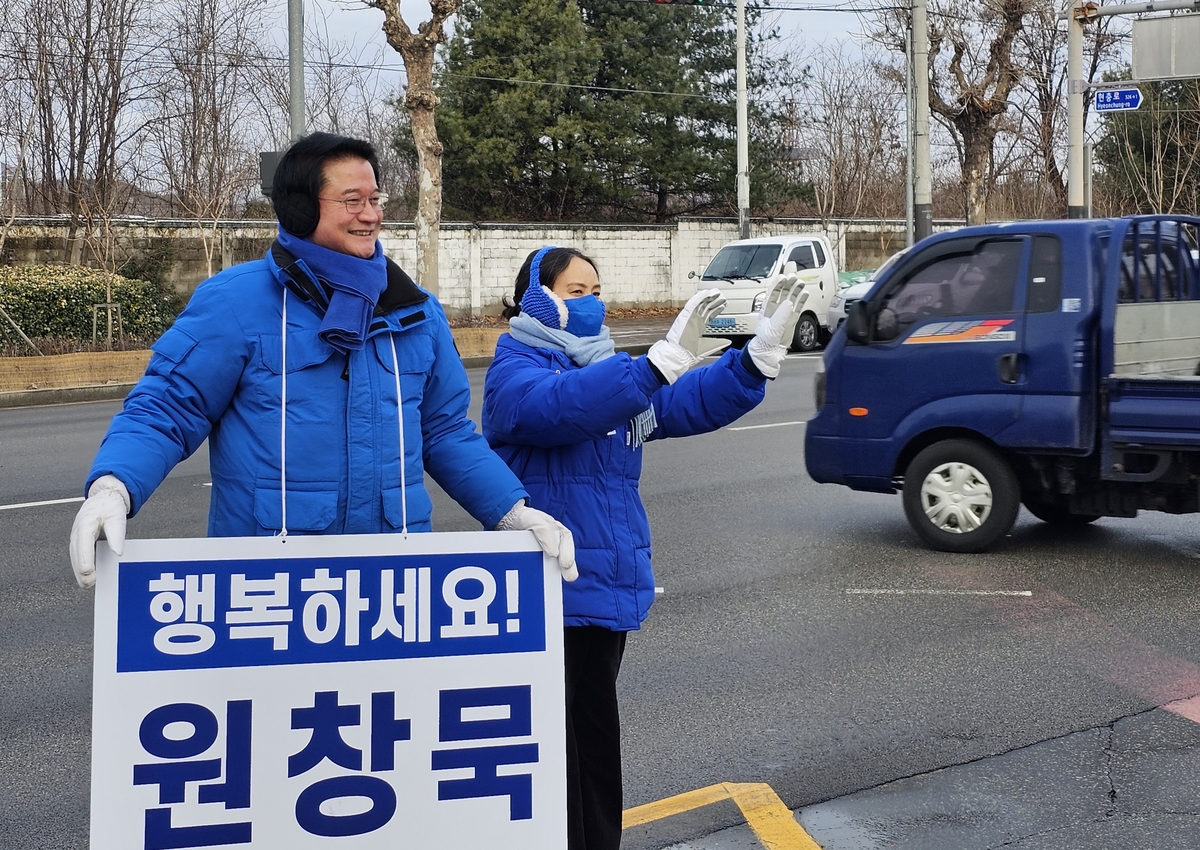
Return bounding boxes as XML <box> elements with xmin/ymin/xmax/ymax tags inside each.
<box><xmin>736</xmin><ymin>0</ymin><xmax>750</xmax><ymax>239</ymax></box>
<box><xmin>288</xmin><ymin>0</ymin><xmax>305</xmax><ymax>142</ymax></box>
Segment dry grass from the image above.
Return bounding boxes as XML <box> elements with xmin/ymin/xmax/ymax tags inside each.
<box><xmin>0</xmin><ymin>336</ymin><xmax>160</xmax><ymax>357</ymax></box>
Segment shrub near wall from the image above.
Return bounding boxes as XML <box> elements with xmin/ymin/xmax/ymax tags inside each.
<box><xmin>0</xmin><ymin>265</ymin><xmax>182</xmax><ymax>346</ymax></box>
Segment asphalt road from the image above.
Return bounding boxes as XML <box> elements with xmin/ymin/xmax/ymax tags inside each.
<box><xmin>4</xmin><ymin>356</ymin><xmax>1200</xmax><ymax>849</ymax></box>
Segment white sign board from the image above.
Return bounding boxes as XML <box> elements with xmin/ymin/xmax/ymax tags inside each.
<box><xmin>90</xmin><ymin>531</ymin><xmax>566</xmax><ymax>849</ymax></box>
<box><xmin>1133</xmin><ymin>14</ymin><xmax>1200</xmax><ymax>81</ymax></box>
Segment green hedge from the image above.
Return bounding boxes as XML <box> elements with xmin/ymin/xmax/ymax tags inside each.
<box><xmin>0</xmin><ymin>265</ymin><xmax>182</xmax><ymax>343</ymax></box>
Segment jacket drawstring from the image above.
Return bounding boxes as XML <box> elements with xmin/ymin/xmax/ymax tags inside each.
<box><xmin>389</xmin><ymin>333</ymin><xmax>409</xmax><ymax>536</ymax></box>
<box><xmin>278</xmin><ymin>288</ymin><xmax>288</xmax><ymax>538</ymax></box>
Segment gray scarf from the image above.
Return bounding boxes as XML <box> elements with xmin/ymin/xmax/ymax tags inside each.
<box><xmin>508</xmin><ymin>313</ymin><xmax>615</xmax><ymax>366</ymax></box>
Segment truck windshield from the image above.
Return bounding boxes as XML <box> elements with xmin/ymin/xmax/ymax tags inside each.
<box><xmin>702</xmin><ymin>245</ymin><xmax>781</xmax><ymax>281</ymax></box>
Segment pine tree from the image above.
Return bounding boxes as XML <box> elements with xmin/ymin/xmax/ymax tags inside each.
<box><xmin>427</xmin><ymin>0</ymin><xmax>785</xmax><ymax>222</ymax></box>
<box><xmin>436</xmin><ymin>0</ymin><xmax>604</xmax><ymax>220</ymax></box>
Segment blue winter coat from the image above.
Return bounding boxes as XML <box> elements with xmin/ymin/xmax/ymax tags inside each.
<box><xmin>481</xmin><ymin>334</ymin><xmax>767</xmax><ymax>630</ymax></box>
<box><xmin>88</xmin><ymin>247</ymin><xmax>527</xmax><ymax>536</ymax></box>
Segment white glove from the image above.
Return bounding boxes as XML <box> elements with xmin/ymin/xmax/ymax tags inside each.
<box><xmin>745</xmin><ymin>276</ymin><xmax>810</xmax><ymax>378</ymax></box>
<box><xmin>496</xmin><ymin>501</ymin><xmax>578</xmax><ymax>582</ymax></box>
<box><xmin>646</xmin><ymin>289</ymin><xmax>731</xmax><ymax>384</ymax></box>
<box><xmin>69</xmin><ymin>474</ymin><xmax>130</xmax><ymax>589</ymax></box>
<box><xmin>669</xmin><ymin>289</ymin><xmax>731</xmax><ymax>358</ymax></box>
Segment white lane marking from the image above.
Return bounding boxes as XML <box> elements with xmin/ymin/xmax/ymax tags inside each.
<box><xmin>0</xmin><ymin>496</ymin><xmax>85</xmax><ymax>511</ymax></box>
<box><xmin>847</xmin><ymin>589</ymin><xmax>1033</xmax><ymax>597</ymax></box>
<box><xmin>727</xmin><ymin>420</ymin><xmax>806</xmax><ymax>432</ymax></box>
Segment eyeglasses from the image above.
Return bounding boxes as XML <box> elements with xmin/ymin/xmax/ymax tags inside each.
<box><xmin>319</xmin><ymin>193</ymin><xmax>388</xmax><ymax>214</ymax></box>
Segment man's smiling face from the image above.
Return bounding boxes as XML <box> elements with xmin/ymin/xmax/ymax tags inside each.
<box><xmin>310</xmin><ymin>156</ymin><xmax>382</xmax><ymax>259</ymax></box>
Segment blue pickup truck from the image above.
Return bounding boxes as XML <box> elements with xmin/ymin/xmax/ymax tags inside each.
<box><xmin>805</xmin><ymin>215</ymin><xmax>1200</xmax><ymax>552</ymax></box>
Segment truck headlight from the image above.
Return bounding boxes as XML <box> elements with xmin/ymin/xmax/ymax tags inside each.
<box><xmin>751</xmin><ymin>291</ymin><xmax>767</xmax><ymax>312</ymax></box>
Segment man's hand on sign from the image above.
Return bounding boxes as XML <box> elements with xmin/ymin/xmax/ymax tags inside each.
<box><xmin>496</xmin><ymin>501</ymin><xmax>579</xmax><ymax>582</ymax></box>
<box><xmin>69</xmin><ymin>474</ymin><xmax>130</xmax><ymax>589</ymax></box>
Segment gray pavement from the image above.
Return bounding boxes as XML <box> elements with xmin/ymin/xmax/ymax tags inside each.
<box><xmin>10</xmin><ymin>340</ymin><xmax>1200</xmax><ymax>850</ymax></box>
<box><xmin>657</xmin><ymin>706</ymin><xmax>1200</xmax><ymax>848</ymax></box>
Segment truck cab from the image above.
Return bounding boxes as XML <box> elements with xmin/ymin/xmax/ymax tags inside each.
<box><xmin>697</xmin><ymin>234</ymin><xmax>838</xmax><ymax>351</ymax></box>
<box><xmin>806</xmin><ymin>215</ymin><xmax>1200</xmax><ymax>553</ymax></box>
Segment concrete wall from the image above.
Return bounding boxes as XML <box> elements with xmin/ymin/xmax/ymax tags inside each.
<box><xmin>1</xmin><ymin>217</ymin><xmax>912</xmax><ymax>315</ymax></box>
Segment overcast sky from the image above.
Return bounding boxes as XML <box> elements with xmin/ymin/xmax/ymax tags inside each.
<box><xmin>264</xmin><ymin>0</ymin><xmax>873</xmax><ymax>90</ymax></box>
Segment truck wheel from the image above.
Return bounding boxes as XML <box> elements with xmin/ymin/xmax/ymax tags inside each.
<box><xmin>901</xmin><ymin>439</ymin><xmax>1019</xmax><ymax>553</ymax></box>
<box><xmin>1022</xmin><ymin>497</ymin><xmax>1101</xmax><ymax>526</ymax></box>
<box><xmin>790</xmin><ymin>313</ymin><xmax>821</xmax><ymax>352</ymax></box>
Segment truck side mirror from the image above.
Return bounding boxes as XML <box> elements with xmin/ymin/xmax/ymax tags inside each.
<box><xmin>845</xmin><ymin>300</ymin><xmax>871</xmax><ymax>344</ymax></box>
<box><xmin>783</xmin><ymin>260</ymin><xmax>798</xmax><ymax>276</ymax></box>
<box><xmin>688</xmin><ymin>270</ymin><xmax>697</xmax><ymax>280</ymax></box>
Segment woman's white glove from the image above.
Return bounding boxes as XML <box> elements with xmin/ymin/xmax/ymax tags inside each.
<box><xmin>745</xmin><ymin>276</ymin><xmax>810</xmax><ymax>378</ymax></box>
<box><xmin>496</xmin><ymin>501</ymin><xmax>578</xmax><ymax>582</ymax></box>
<box><xmin>69</xmin><ymin>474</ymin><xmax>130</xmax><ymax>589</ymax></box>
<box><xmin>647</xmin><ymin>289</ymin><xmax>730</xmax><ymax>384</ymax></box>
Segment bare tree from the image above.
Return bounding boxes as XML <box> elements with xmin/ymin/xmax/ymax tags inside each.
<box><xmin>0</xmin><ymin>4</ymin><xmax>44</xmax><ymax>256</ymax></box>
<box><xmin>24</xmin><ymin>0</ymin><xmax>150</xmax><ymax>263</ymax></box>
<box><xmin>872</xmin><ymin>0</ymin><xmax>1032</xmax><ymax>224</ymax></box>
<box><xmin>305</xmin><ymin>13</ymin><xmax>413</xmax><ymax>212</ymax></box>
<box><xmin>1096</xmin><ymin>79</ymin><xmax>1200</xmax><ymax>215</ymax></box>
<box><xmin>245</xmin><ymin>8</ymin><xmax>413</xmax><ymax>218</ymax></box>
<box><xmin>147</xmin><ymin>0</ymin><xmax>267</xmax><ymax>277</ymax></box>
<box><xmin>807</xmin><ymin>46</ymin><xmax>904</xmax><ymax>221</ymax></box>
<box><xmin>367</xmin><ymin>0</ymin><xmax>459</xmax><ymax>295</ymax></box>
<box><xmin>1004</xmin><ymin>1</ymin><xmax>1123</xmax><ymax>217</ymax></box>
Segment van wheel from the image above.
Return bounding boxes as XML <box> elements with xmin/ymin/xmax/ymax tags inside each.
<box><xmin>1023</xmin><ymin>496</ymin><xmax>1101</xmax><ymax>525</ymax></box>
<box><xmin>901</xmin><ymin>439</ymin><xmax>1019</xmax><ymax>553</ymax></box>
<box><xmin>790</xmin><ymin>313</ymin><xmax>821</xmax><ymax>352</ymax></box>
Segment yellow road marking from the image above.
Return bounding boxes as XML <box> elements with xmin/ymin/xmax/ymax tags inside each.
<box><xmin>623</xmin><ymin>782</ymin><xmax>822</xmax><ymax>849</ymax></box>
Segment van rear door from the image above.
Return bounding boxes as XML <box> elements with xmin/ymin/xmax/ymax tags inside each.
<box><xmin>782</xmin><ymin>240</ymin><xmax>833</xmax><ymax>321</ymax></box>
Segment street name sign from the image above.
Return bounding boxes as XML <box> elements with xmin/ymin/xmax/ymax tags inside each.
<box><xmin>90</xmin><ymin>530</ymin><xmax>567</xmax><ymax>849</ymax></box>
<box><xmin>1095</xmin><ymin>88</ymin><xmax>1142</xmax><ymax>112</ymax></box>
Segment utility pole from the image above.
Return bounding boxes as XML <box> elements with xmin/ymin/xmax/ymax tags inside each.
<box><xmin>912</xmin><ymin>0</ymin><xmax>933</xmax><ymax>242</ymax></box>
<box><xmin>736</xmin><ymin>0</ymin><xmax>750</xmax><ymax>240</ymax></box>
<box><xmin>288</xmin><ymin>0</ymin><xmax>305</xmax><ymax>141</ymax></box>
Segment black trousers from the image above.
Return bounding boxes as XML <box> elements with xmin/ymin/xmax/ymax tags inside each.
<box><xmin>564</xmin><ymin>625</ymin><xmax>628</xmax><ymax>850</ymax></box>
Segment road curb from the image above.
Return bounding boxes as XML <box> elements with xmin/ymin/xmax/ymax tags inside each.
<box><xmin>0</xmin><ymin>344</ymin><xmax>656</xmax><ymax>409</ymax></box>
<box><xmin>0</xmin><ymin>384</ymin><xmax>135</xmax><ymax>409</ymax></box>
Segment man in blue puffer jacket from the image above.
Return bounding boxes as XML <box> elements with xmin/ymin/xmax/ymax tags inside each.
<box><xmin>482</xmin><ymin>246</ymin><xmax>806</xmax><ymax>850</ymax></box>
<box><xmin>68</xmin><ymin>133</ymin><xmax>576</xmax><ymax>588</ymax></box>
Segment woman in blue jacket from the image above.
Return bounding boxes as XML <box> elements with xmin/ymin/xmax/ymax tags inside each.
<box><xmin>481</xmin><ymin>246</ymin><xmax>805</xmax><ymax>850</ymax></box>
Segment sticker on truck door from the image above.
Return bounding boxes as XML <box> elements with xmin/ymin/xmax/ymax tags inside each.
<box><xmin>904</xmin><ymin>319</ymin><xmax>1016</xmax><ymax>344</ymax></box>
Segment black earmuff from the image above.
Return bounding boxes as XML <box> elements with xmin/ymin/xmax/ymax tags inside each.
<box><xmin>271</xmin><ymin>189</ymin><xmax>320</xmax><ymax>238</ymax></box>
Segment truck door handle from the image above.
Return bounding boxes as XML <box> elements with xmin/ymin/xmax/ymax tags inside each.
<box><xmin>998</xmin><ymin>353</ymin><xmax>1020</xmax><ymax>384</ymax></box>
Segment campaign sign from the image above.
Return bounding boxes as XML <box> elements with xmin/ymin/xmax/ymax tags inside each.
<box><xmin>90</xmin><ymin>531</ymin><xmax>566</xmax><ymax>849</ymax></box>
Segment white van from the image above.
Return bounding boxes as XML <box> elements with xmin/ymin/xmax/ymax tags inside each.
<box><xmin>694</xmin><ymin>234</ymin><xmax>839</xmax><ymax>351</ymax></box>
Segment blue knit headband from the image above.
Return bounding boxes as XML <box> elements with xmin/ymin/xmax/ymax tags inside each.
<box><xmin>520</xmin><ymin>246</ymin><xmax>567</xmax><ymax>330</ymax></box>
<box><xmin>530</xmin><ymin>246</ymin><xmax>555</xmax><ymax>290</ymax></box>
